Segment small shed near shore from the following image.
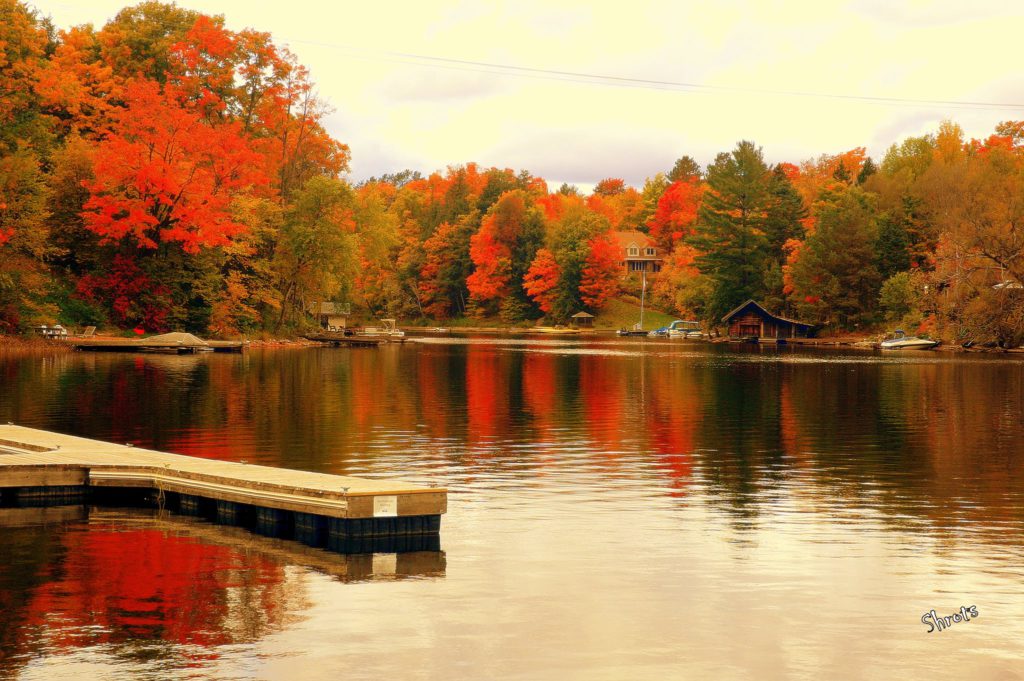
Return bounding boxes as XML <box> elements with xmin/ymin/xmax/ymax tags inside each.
<box><xmin>571</xmin><ymin>311</ymin><xmax>595</xmax><ymax>328</ymax></box>
<box><xmin>722</xmin><ymin>300</ymin><xmax>814</xmax><ymax>339</ymax></box>
<box><xmin>307</xmin><ymin>302</ymin><xmax>350</xmax><ymax>331</ymax></box>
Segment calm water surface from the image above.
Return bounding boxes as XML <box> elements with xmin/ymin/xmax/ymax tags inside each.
<box><xmin>1</xmin><ymin>337</ymin><xmax>1023</xmax><ymax>680</ymax></box>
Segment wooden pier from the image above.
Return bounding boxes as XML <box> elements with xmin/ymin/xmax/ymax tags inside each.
<box><xmin>67</xmin><ymin>333</ymin><xmax>245</xmax><ymax>354</ymax></box>
<box><xmin>0</xmin><ymin>425</ymin><xmax>446</xmax><ymax>540</ymax></box>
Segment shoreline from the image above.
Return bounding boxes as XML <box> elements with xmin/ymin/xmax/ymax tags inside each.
<box><xmin>3</xmin><ymin>331</ymin><xmax>1022</xmax><ymax>355</ymax></box>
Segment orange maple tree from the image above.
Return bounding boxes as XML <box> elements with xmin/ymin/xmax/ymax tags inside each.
<box><xmin>82</xmin><ymin>79</ymin><xmax>266</xmax><ymax>253</ymax></box>
<box><xmin>523</xmin><ymin>248</ymin><xmax>561</xmax><ymax>313</ymax></box>
<box><xmin>647</xmin><ymin>179</ymin><xmax>703</xmax><ymax>248</ymax></box>
<box><xmin>579</xmin><ymin>234</ymin><xmax>620</xmax><ymax>308</ymax></box>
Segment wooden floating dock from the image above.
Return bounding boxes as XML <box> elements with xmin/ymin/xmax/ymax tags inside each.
<box><xmin>0</xmin><ymin>425</ymin><xmax>446</xmax><ymax>540</ymax></box>
<box><xmin>67</xmin><ymin>333</ymin><xmax>245</xmax><ymax>354</ymax></box>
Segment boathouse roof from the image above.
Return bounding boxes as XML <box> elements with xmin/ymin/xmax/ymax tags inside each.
<box><xmin>721</xmin><ymin>300</ymin><xmax>814</xmax><ymax>329</ymax></box>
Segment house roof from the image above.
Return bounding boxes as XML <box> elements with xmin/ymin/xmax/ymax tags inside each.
<box><xmin>721</xmin><ymin>300</ymin><xmax>814</xmax><ymax>328</ymax></box>
<box><xmin>571</xmin><ymin>311</ymin><xmax>595</xmax><ymax>318</ymax></box>
<box><xmin>612</xmin><ymin>230</ymin><xmax>654</xmax><ymax>251</ymax></box>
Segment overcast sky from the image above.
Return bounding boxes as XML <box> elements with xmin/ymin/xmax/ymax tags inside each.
<box><xmin>29</xmin><ymin>0</ymin><xmax>1024</xmax><ymax>189</ymax></box>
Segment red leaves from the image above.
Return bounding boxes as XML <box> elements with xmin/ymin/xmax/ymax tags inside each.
<box><xmin>466</xmin><ymin>225</ymin><xmax>511</xmax><ymax>303</ymax></box>
<box><xmin>593</xmin><ymin>178</ymin><xmax>625</xmax><ymax>196</ymax></box>
<box><xmin>467</xmin><ymin>192</ymin><xmax>529</xmax><ymax>305</ymax></box>
<box><xmin>647</xmin><ymin>179</ymin><xmax>703</xmax><ymax>248</ymax></box>
<box><xmin>82</xmin><ymin>79</ymin><xmax>267</xmax><ymax>253</ymax></box>
<box><xmin>523</xmin><ymin>248</ymin><xmax>561</xmax><ymax>313</ymax></box>
<box><xmin>579</xmin><ymin>234</ymin><xmax>620</xmax><ymax>309</ymax></box>
<box><xmin>75</xmin><ymin>255</ymin><xmax>171</xmax><ymax>330</ymax></box>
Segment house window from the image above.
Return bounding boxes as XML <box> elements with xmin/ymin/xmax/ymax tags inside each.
<box><xmin>628</xmin><ymin>246</ymin><xmax>639</xmax><ymax>257</ymax></box>
<box><xmin>645</xmin><ymin>247</ymin><xmax>655</xmax><ymax>256</ymax></box>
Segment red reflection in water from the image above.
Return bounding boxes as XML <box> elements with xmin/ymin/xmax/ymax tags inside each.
<box><xmin>579</xmin><ymin>358</ymin><xmax>627</xmax><ymax>466</ymax></box>
<box><xmin>416</xmin><ymin>350</ymin><xmax>450</xmax><ymax>440</ymax></box>
<box><xmin>645</xmin><ymin>365</ymin><xmax>696</xmax><ymax>496</ymax></box>
<box><xmin>521</xmin><ymin>353</ymin><xmax>556</xmax><ymax>432</ymax></box>
<box><xmin>465</xmin><ymin>347</ymin><xmax>504</xmax><ymax>445</ymax></box>
<box><xmin>23</xmin><ymin>525</ymin><xmax>285</xmax><ymax>653</ymax></box>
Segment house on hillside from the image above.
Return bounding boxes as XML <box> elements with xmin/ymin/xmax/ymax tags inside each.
<box><xmin>722</xmin><ymin>300</ymin><xmax>815</xmax><ymax>340</ymax></box>
<box><xmin>613</xmin><ymin>231</ymin><xmax>663</xmax><ymax>274</ymax></box>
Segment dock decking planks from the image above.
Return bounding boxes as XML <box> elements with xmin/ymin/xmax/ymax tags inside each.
<box><xmin>67</xmin><ymin>338</ymin><xmax>245</xmax><ymax>353</ymax></box>
<box><xmin>0</xmin><ymin>425</ymin><xmax>446</xmax><ymax>536</ymax></box>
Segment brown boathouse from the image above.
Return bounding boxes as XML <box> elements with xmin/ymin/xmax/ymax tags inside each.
<box><xmin>722</xmin><ymin>300</ymin><xmax>815</xmax><ymax>340</ymax></box>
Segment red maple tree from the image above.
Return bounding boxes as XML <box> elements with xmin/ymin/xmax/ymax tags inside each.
<box><xmin>82</xmin><ymin>79</ymin><xmax>267</xmax><ymax>253</ymax></box>
<box><xmin>523</xmin><ymin>248</ymin><xmax>561</xmax><ymax>313</ymax></box>
<box><xmin>579</xmin><ymin>234</ymin><xmax>620</xmax><ymax>308</ymax></box>
<box><xmin>647</xmin><ymin>179</ymin><xmax>703</xmax><ymax>249</ymax></box>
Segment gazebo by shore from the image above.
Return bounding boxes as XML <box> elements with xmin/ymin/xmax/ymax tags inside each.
<box><xmin>571</xmin><ymin>311</ymin><xmax>595</xmax><ymax>328</ymax></box>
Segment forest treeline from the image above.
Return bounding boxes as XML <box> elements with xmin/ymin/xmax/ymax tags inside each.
<box><xmin>1</xmin><ymin>0</ymin><xmax>1022</xmax><ymax>345</ymax></box>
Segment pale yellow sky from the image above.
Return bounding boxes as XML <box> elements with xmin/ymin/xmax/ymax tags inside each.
<box><xmin>29</xmin><ymin>0</ymin><xmax>1024</xmax><ymax>188</ymax></box>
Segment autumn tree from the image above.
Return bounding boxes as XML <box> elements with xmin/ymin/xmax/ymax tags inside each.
<box><xmin>545</xmin><ymin>205</ymin><xmax>611</xmax><ymax>320</ymax></box>
<box><xmin>97</xmin><ymin>1</ymin><xmax>201</xmax><ymax>83</ymax></box>
<box><xmin>578</xmin><ymin>233</ymin><xmax>620</xmax><ymax>309</ymax></box>
<box><xmin>0</xmin><ymin>0</ymin><xmax>51</xmax><ymax>152</ymax></box>
<box><xmin>523</xmin><ymin>248</ymin><xmax>561</xmax><ymax>314</ymax></box>
<box><xmin>593</xmin><ymin>178</ymin><xmax>626</xmax><ymax>196</ymax></box>
<box><xmin>650</xmin><ymin>244</ymin><xmax>711</xmax><ymax>319</ymax></box>
<box><xmin>83</xmin><ymin>79</ymin><xmax>266</xmax><ymax>253</ymax></box>
<box><xmin>274</xmin><ymin>176</ymin><xmax>357</xmax><ymax>329</ymax></box>
<box><xmin>419</xmin><ymin>214</ymin><xmax>476</xmax><ymax>318</ymax></box>
<box><xmin>0</xmin><ymin>148</ymin><xmax>54</xmax><ymax>330</ymax></box>
<box><xmin>646</xmin><ymin>179</ymin><xmax>702</xmax><ymax>249</ymax></box>
<box><xmin>466</xmin><ymin>190</ymin><xmax>542</xmax><ymax>318</ymax></box>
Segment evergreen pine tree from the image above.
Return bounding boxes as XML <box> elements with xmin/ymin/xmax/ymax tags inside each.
<box><xmin>874</xmin><ymin>213</ymin><xmax>911</xmax><ymax>279</ymax></box>
<box><xmin>764</xmin><ymin>165</ymin><xmax>807</xmax><ymax>259</ymax></box>
<box><xmin>856</xmin><ymin>157</ymin><xmax>877</xmax><ymax>184</ymax></box>
<box><xmin>687</xmin><ymin>140</ymin><xmax>771</xmax><ymax>320</ymax></box>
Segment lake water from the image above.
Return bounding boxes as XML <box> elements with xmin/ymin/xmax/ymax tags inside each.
<box><xmin>1</xmin><ymin>337</ymin><xmax>1023</xmax><ymax>680</ymax></box>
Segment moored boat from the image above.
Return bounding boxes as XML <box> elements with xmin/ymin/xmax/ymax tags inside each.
<box><xmin>667</xmin><ymin>320</ymin><xmax>703</xmax><ymax>339</ymax></box>
<box><xmin>879</xmin><ymin>330</ymin><xmax>939</xmax><ymax>350</ymax></box>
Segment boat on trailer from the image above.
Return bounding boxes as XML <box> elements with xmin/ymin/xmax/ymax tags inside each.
<box><xmin>879</xmin><ymin>330</ymin><xmax>939</xmax><ymax>350</ymax></box>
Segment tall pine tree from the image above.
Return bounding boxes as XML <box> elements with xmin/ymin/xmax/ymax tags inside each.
<box><xmin>688</xmin><ymin>140</ymin><xmax>771</xmax><ymax>320</ymax></box>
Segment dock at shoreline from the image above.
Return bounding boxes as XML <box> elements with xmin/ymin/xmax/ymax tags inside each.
<box><xmin>0</xmin><ymin>425</ymin><xmax>446</xmax><ymax>540</ymax></box>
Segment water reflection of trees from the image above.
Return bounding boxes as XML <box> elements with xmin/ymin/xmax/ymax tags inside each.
<box><xmin>0</xmin><ymin>507</ymin><xmax>446</xmax><ymax>678</ymax></box>
<box><xmin>2</xmin><ymin>346</ymin><xmax>1023</xmax><ymax>539</ymax></box>
<box><xmin>0</xmin><ymin>508</ymin><xmax>295</xmax><ymax>678</ymax></box>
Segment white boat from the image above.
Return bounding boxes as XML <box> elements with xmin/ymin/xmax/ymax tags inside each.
<box><xmin>360</xmin><ymin>319</ymin><xmax>405</xmax><ymax>339</ymax></box>
<box><xmin>667</xmin><ymin>320</ymin><xmax>703</xmax><ymax>339</ymax></box>
<box><xmin>879</xmin><ymin>330</ymin><xmax>939</xmax><ymax>350</ymax></box>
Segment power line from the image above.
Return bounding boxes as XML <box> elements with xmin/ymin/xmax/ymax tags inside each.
<box><xmin>284</xmin><ymin>37</ymin><xmax>1024</xmax><ymax>112</ymax></box>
